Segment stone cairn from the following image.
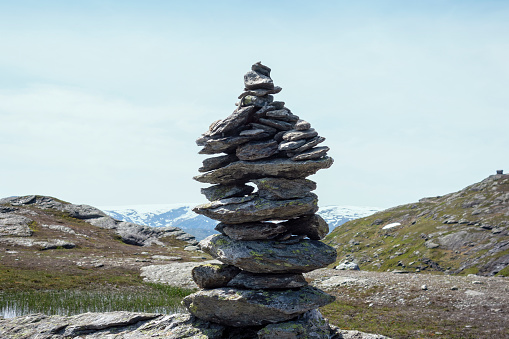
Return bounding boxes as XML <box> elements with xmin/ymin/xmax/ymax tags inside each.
<box><xmin>183</xmin><ymin>62</ymin><xmax>337</xmax><ymax>338</ymax></box>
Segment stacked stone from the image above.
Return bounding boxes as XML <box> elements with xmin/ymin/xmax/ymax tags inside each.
<box><xmin>183</xmin><ymin>62</ymin><xmax>337</xmax><ymax>337</ymax></box>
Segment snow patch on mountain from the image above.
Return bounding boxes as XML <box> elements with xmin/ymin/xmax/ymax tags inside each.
<box><xmin>99</xmin><ymin>204</ymin><xmax>381</xmax><ymax>241</ymax></box>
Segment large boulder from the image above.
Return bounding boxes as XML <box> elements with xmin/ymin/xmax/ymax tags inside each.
<box><xmin>200</xmin><ymin>234</ymin><xmax>337</xmax><ymax>273</ymax></box>
<box><xmin>182</xmin><ymin>286</ymin><xmax>334</xmax><ymax>327</ymax></box>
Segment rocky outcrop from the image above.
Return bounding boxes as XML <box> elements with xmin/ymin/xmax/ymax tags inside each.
<box><xmin>185</xmin><ymin>62</ymin><xmax>337</xmax><ymax>337</ymax></box>
<box><xmin>0</xmin><ymin>311</ymin><xmax>390</xmax><ymax>338</ymax></box>
<box><xmin>0</xmin><ymin>195</ymin><xmax>198</xmax><ymax>247</ymax></box>
<box><xmin>326</xmin><ymin>173</ymin><xmax>509</xmax><ymax>277</ymax></box>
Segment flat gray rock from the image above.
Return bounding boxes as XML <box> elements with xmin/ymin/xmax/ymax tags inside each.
<box><xmin>207</xmin><ymin>106</ymin><xmax>254</xmax><ymax>137</ymax></box>
<box><xmin>199</xmin><ymin>135</ymin><xmax>251</xmax><ymax>155</ymax></box>
<box><xmin>251</xmin><ymin>61</ymin><xmax>271</xmax><ymax>76</ymax></box>
<box><xmin>227</xmin><ymin>271</ymin><xmax>308</xmax><ymax>289</ymax></box>
<box><xmin>200</xmin><ymin>234</ymin><xmax>337</xmax><ymax>273</ymax></box>
<box><xmin>201</xmin><ymin>184</ymin><xmax>254</xmax><ymax>201</ymax></box>
<box><xmin>182</xmin><ymin>286</ymin><xmax>334</xmax><ymax>327</ymax></box>
<box><xmin>252</xmin><ymin>178</ymin><xmax>316</xmax><ymax>200</ymax></box>
<box><xmin>238</xmin><ymin>86</ymin><xmax>282</xmax><ymax>99</ymax></box>
<box><xmin>292</xmin><ymin>146</ymin><xmax>329</xmax><ymax>161</ymax></box>
<box><xmin>191</xmin><ymin>263</ymin><xmax>240</xmax><ymax>289</ymax></box>
<box><xmin>283</xmin><ymin>128</ymin><xmax>318</xmax><ymax>141</ymax></box>
<box><xmin>258</xmin><ymin>309</ymin><xmax>331</xmax><ymax>338</ymax></box>
<box><xmin>240</xmin><ymin>94</ymin><xmax>273</xmax><ymax>107</ymax></box>
<box><xmin>244</xmin><ymin>70</ymin><xmax>274</xmax><ymax>90</ymax></box>
<box><xmin>265</xmin><ymin>109</ymin><xmax>299</xmax><ymax>122</ymax></box>
<box><xmin>282</xmin><ymin>214</ymin><xmax>329</xmax><ymax>240</ymax></box>
<box><xmin>295</xmin><ymin>119</ymin><xmax>311</xmax><ymax>130</ymax></box>
<box><xmin>278</xmin><ymin>139</ymin><xmax>307</xmax><ymax>151</ymax></box>
<box><xmin>290</xmin><ymin>136</ymin><xmax>326</xmax><ymax>154</ymax></box>
<box><xmin>140</xmin><ymin>260</ymin><xmax>221</xmax><ymax>289</ymax></box>
<box><xmin>0</xmin><ymin>215</ymin><xmax>33</xmax><ymax>237</ymax></box>
<box><xmin>258</xmin><ymin>118</ymin><xmax>294</xmax><ymax>130</ymax></box>
<box><xmin>236</xmin><ymin>139</ymin><xmax>279</xmax><ymax>161</ymax></box>
<box><xmin>193</xmin><ymin>157</ymin><xmax>334</xmax><ymax>185</ymax></box>
<box><xmin>215</xmin><ymin>221</ymin><xmax>289</xmax><ymax>240</ymax></box>
<box><xmin>193</xmin><ymin>194</ymin><xmax>318</xmax><ymax>224</ymax></box>
<box><xmin>248</xmin><ymin>122</ymin><xmax>277</xmax><ymax>135</ymax></box>
<box><xmin>199</xmin><ymin>154</ymin><xmax>238</xmax><ymax>172</ymax></box>
<box><xmin>238</xmin><ymin>128</ymin><xmax>271</xmax><ymax>140</ymax></box>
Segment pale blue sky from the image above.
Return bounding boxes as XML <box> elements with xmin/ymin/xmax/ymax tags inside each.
<box><xmin>1</xmin><ymin>1</ymin><xmax>508</xmax><ymax>208</ymax></box>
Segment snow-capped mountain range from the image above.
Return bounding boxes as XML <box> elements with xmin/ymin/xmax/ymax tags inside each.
<box><xmin>99</xmin><ymin>204</ymin><xmax>381</xmax><ymax>241</ymax></box>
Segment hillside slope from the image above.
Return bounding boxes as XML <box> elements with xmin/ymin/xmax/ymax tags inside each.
<box><xmin>0</xmin><ymin>195</ymin><xmax>207</xmax><ymax>290</ymax></box>
<box><xmin>325</xmin><ymin>173</ymin><xmax>509</xmax><ymax>276</ymax></box>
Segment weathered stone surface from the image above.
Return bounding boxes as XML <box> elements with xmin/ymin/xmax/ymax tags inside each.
<box><xmin>200</xmin><ymin>234</ymin><xmax>337</xmax><ymax>273</ymax></box>
<box><xmin>201</xmin><ymin>184</ymin><xmax>254</xmax><ymax>201</ymax></box>
<box><xmin>295</xmin><ymin>119</ymin><xmax>311</xmax><ymax>131</ymax></box>
<box><xmin>140</xmin><ymin>260</ymin><xmax>221</xmax><ymax>289</ymax></box>
<box><xmin>259</xmin><ymin>118</ymin><xmax>294</xmax><ymax>131</ymax></box>
<box><xmin>265</xmin><ymin>109</ymin><xmax>299</xmax><ymax>122</ymax></box>
<box><xmin>274</xmin><ymin>130</ymin><xmax>286</xmax><ymax>142</ymax></box>
<box><xmin>236</xmin><ymin>140</ymin><xmax>279</xmax><ymax>161</ymax></box>
<box><xmin>252</xmin><ymin>178</ymin><xmax>316</xmax><ymax>200</ymax></box>
<box><xmin>292</xmin><ymin>146</ymin><xmax>329</xmax><ymax>161</ymax></box>
<box><xmin>215</xmin><ymin>221</ymin><xmax>289</xmax><ymax>240</ymax></box>
<box><xmin>258</xmin><ymin>309</ymin><xmax>331</xmax><ymax>338</ymax></box>
<box><xmin>278</xmin><ymin>139</ymin><xmax>307</xmax><ymax>151</ymax></box>
<box><xmin>199</xmin><ymin>135</ymin><xmax>251</xmax><ymax>155</ymax></box>
<box><xmin>227</xmin><ymin>272</ymin><xmax>308</xmax><ymax>289</ymax></box>
<box><xmin>192</xmin><ymin>263</ymin><xmax>240</xmax><ymax>289</ymax></box>
<box><xmin>238</xmin><ymin>128</ymin><xmax>271</xmax><ymax>140</ymax></box>
<box><xmin>0</xmin><ymin>215</ymin><xmax>33</xmax><ymax>237</ymax></box>
<box><xmin>335</xmin><ymin>261</ymin><xmax>360</xmax><ymax>271</ymax></box>
<box><xmin>0</xmin><ymin>312</ymin><xmax>226</xmax><ymax>339</ymax></box>
<box><xmin>240</xmin><ymin>94</ymin><xmax>273</xmax><ymax>108</ymax></box>
<box><xmin>208</xmin><ymin>106</ymin><xmax>254</xmax><ymax>137</ymax></box>
<box><xmin>183</xmin><ymin>286</ymin><xmax>335</xmax><ymax>327</ymax></box>
<box><xmin>0</xmin><ymin>237</ymin><xmax>76</xmax><ymax>250</ymax></box>
<box><xmin>283</xmin><ymin>128</ymin><xmax>318</xmax><ymax>141</ymax></box>
<box><xmin>244</xmin><ymin>70</ymin><xmax>274</xmax><ymax>90</ymax></box>
<box><xmin>289</xmin><ymin>136</ymin><xmax>326</xmax><ymax>155</ymax></box>
<box><xmin>238</xmin><ymin>87</ymin><xmax>282</xmax><ymax>99</ymax></box>
<box><xmin>193</xmin><ymin>157</ymin><xmax>334</xmax><ymax>184</ymax></box>
<box><xmin>193</xmin><ymin>194</ymin><xmax>318</xmax><ymax>224</ymax></box>
<box><xmin>252</xmin><ymin>61</ymin><xmax>271</xmax><ymax>77</ymax></box>
<box><xmin>252</xmin><ymin>105</ymin><xmax>278</xmax><ymax>120</ymax></box>
<box><xmin>199</xmin><ymin>154</ymin><xmax>238</xmax><ymax>172</ymax></box>
<box><xmin>248</xmin><ymin>122</ymin><xmax>277</xmax><ymax>135</ymax></box>
<box><xmin>271</xmin><ymin>101</ymin><xmax>285</xmax><ymax>109</ymax></box>
<box><xmin>282</xmin><ymin>214</ymin><xmax>329</xmax><ymax>240</ymax></box>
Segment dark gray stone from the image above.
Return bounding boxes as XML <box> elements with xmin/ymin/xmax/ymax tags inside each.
<box><xmin>201</xmin><ymin>184</ymin><xmax>254</xmax><ymax>201</ymax></box>
<box><xmin>193</xmin><ymin>157</ymin><xmax>334</xmax><ymax>184</ymax></box>
<box><xmin>252</xmin><ymin>178</ymin><xmax>316</xmax><ymax>200</ymax></box>
<box><xmin>282</xmin><ymin>129</ymin><xmax>318</xmax><ymax>141</ymax></box>
<box><xmin>240</xmin><ymin>95</ymin><xmax>273</xmax><ymax>108</ymax></box>
<box><xmin>278</xmin><ymin>139</ymin><xmax>307</xmax><ymax>151</ymax></box>
<box><xmin>236</xmin><ymin>140</ymin><xmax>279</xmax><ymax>161</ymax></box>
<box><xmin>199</xmin><ymin>234</ymin><xmax>337</xmax><ymax>273</ymax></box>
<box><xmin>292</xmin><ymin>146</ymin><xmax>329</xmax><ymax>161</ymax></box>
<box><xmin>289</xmin><ymin>136</ymin><xmax>326</xmax><ymax>155</ymax></box>
<box><xmin>215</xmin><ymin>221</ymin><xmax>289</xmax><ymax>240</ymax></box>
<box><xmin>258</xmin><ymin>309</ymin><xmax>331</xmax><ymax>339</ymax></box>
<box><xmin>238</xmin><ymin>129</ymin><xmax>271</xmax><ymax>140</ymax></box>
<box><xmin>252</xmin><ymin>105</ymin><xmax>278</xmax><ymax>120</ymax></box>
<box><xmin>193</xmin><ymin>194</ymin><xmax>318</xmax><ymax>224</ymax></box>
<box><xmin>199</xmin><ymin>136</ymin><xmax>251</xmax><ymax>155</ymax></box>
<box><xmin>227</xmin><ymin>272</ymin><xmax>308</xmax><ymax>289</ymax></box>
<box><xmin>266</xmin><ymin>109</ymin><xmax>299</xmax><ymax>122</ymax></box>
<box><xmin>271</xmin><ymin>101</ymin><xmax>286</xmax><ymax>109</ymax></box>
<box><xmin>295</xmin><ymin>119</ymin><xmax>311</xmax><ymax>131</ymax></box>
<box><xmin>282</xmin><ymin>214</ymin><xmax>329</xmax><ymax>240</ymax></box>
<box><xmin>182</xmin><ymin>286</ymin><xmax>335</xmax><ymax>327</ymax></box>
<box><xmin>199</xmin><ymin>154</ymin><xmax>238</xmax><ymax>173</ymax></box>
<box><xmin>208</xmin><ymin>106</ymin><xmax>255</xmax><ymax>137</ymax></box>
<box><xmin>252</xmin><ymin>61</ymin><xmax>271</xmax><ymax>76</ymax></box>
<box><xmin>248</xmin><ymin>123</ymin><xmax>277</xmax><ymax>135</ymax></box>
<box><xmin>191</xmin><ymin>263</ymin><xmax>241</xmax><ymax>289</ymax></box>
<box><xmin>274</xmin><ymin>130</ymin><xmax>286</xmax><ymax>142</ymax></box>
<box><xmin>259</xmin><ymin>118</ymin><xmax>294</xmax><ymax>131</ymax></box>
<box><xmin>238</xmin><ymin>87</ymin><xmax>282</xmax><ymax>99</ymax></box>
<box><xmin>244</xmin><ymin>70</ymin><xmax>274</xmax><ymax>90</ymax></box>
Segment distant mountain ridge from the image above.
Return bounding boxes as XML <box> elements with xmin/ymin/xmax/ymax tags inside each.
<box><xmin>100</xmin><ymin>204</ymin><xmax>381</xmax><ymax>241</ymax></box>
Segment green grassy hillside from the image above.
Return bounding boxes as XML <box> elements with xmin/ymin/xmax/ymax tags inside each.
<box><xmin>324</xmin><ymin>174</ymin><xmax>509</xmax><ymax>276</ymax></box>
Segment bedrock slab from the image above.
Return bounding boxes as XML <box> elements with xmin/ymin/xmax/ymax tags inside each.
<box><xmin>200</xmin><ymin>234</ymin><xmax>337</xmax><ymax>273</ymax></box>
<box><xmin>193</xmin><ymin>157</ymin><xmax>334</xmax><ymax>185</ymax></box>
<box><xmin>193</xmin><ymin>194</ymin><xmax>318</xmax><ymax>224</ymax></box>
<box><xmin>182</xmin><ymin>286</ymin><xmax>334</xmax><ymax>327</ymax></box>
